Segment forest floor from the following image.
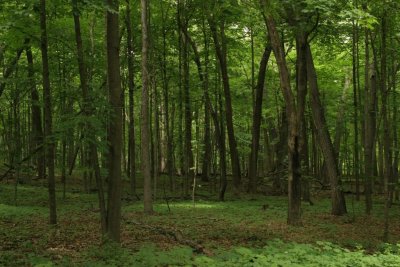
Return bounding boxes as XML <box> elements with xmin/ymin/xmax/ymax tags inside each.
<box><xmin>1</xmin><ymin>176</ymin><xmax>400</xmax><ymax>266</ymax></box>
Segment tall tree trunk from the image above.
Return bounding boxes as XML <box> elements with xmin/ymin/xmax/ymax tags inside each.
<box><xmin>333</xmin><ymin>75</ymin><xmax>350</xmax><ymax>168</ymax></box>
<box><xmin>39</xmin><ymin>0</ymin><xmax>57</xmax><ymax>225</ymax></box>
<box><xmin>201</xmin><ymin>21</ymin><xmax>211</xmax><ymax>183</ymax></box>
<box><xmin>295</xmin><ymin>34</ymin><xmax>309</xmax><ymax>203</ymax></box>
<box><xmin>352</xmin><ymin>20</ymin><xmax>360</xmax><ymax>201</ymax></box>
<box><xmin>141</xmin><ymin>0</ymin><xmax>153</xmax><ymax>214</ymax></box>
<box><xmin>125</xmin><ymin>0</ymin><xmax>137</xmax><ymax>196</ymax></box>
<box><xmin>380</xmin><ymin>14</ymin><xmax>390</xmax><ymax>242</ymax></box>
<box><xmin>218</xmin><ymin>88</ymin><xmax>227</xmax><ymax>201</ymax></box>
<box><xmin>263</xmin><ymin>11</ymin><xmax>302</xmax><ymax>225</ymax></box>
<box><xmin>106</xmin><ymin>0</ymin><xmax>123</xmax><ymax>241</ymax></box>
<box><xmin>248</xmin><ymin>46</ymin><xmax>271</xmax><ymax>193</ymax></box>
<box><xmin>364</xmin><ymin>25</ymin><xmax>375</xmax><ymax>215</ymax></box>
<box><xmin>209</xmin><ymin>19</ymin><xmax>242</xmax><ymax>192</ymax></box>
<box><xmin>160</xmin><ymin>3</ymin><xmax>173</xmax><ymax>187</ymax></box>
<box><xmin>72</xmin><ymin>0</ymin><xmax>107</xmax><ymax>233</ymax></box>
<box><xmin>26</xmin><ymin>44</ymin><xmax>45</xmax><ymax>180</ymax></box>
<box><xmin>181</xmin><ymin>18</ymin><xmax>211</xmax><ymax>183</ymax></box>
<box><xmin>179</xmin><ymin>9</ymin><xmax>194</xmax><ymax>196</ymax></box>
<box><xmin>305</xmin><ymin>43</ymin><xmax>347</xmax><ymax>216</ymax></box>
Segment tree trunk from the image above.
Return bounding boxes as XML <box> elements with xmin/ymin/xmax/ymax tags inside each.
<box><xmin>209</xmin><ymin>19</ymin><xmax>242</xmax><ymax>192</ymax></box>
<box><xmin>248</xmin><ymin>46</ymin><xmax>271</xmax><ymax>193</ymax></box>
<box><xmin>352</xmin><ymin>20</ymin><xmax>360</xmax><ymax>201</ymax></box>
<box><xmin>160</xmin><ymin>3</ymin><xmax>173</xmax><ymax>187</ymax></box>
<box><xmin>141</xmin><ymin>0</ymin><xmax>153</xmax><ymax>214</ymax></box>
<box><xmin>218</xmin><ymin>89</ymin><xmax>227</xmax><ymax>201</ymax></box>
<box><xmin>364</xmin><ymin>25</ymin><xmax>375</xmax><ymax>214</ymax></box>
<box><xmin>180</xmin><ymin>15</ymin><xmax>194</xmax><ymax>197</ymax></box>
<box><xmin>0</xmin><ymin>44</ymin><xmax>25</xmax><ymax>99</ymax></box>
<box><xmin>26</xmin><ymin>44</ymin><xmax>45</xmax><ymax>180</ymax></box>
<box><xmin>39</xmin><ymin>0</ymin><xmax>57</xmax><ymax>225</ymax></box>
<box><xmin>295</xmin><ymin>34</ymin><xmax>309</xmax><ymax>203</ymax></box>
<box><xmin>305</xmin><ymin>43</ymin><xmax>347</xmax><ymax>216</ymax></box>
<box><xmin>380</xmin><ymin>14</ymin><xmax>390</xmax><ymax>242</ymax></box>
<box><xmin>125</xmin><ymin>0</ymin><xmax>137</xmax><ymax>196</ymax></box>
<box><xmin>72</xmin><ymin>0</ymin><xmax>107</xmax><ymax>233</ymax></box>
<box><xmin>263</xmin><ymin>12</ymin><xmax>302</xmax><ymax>225</ymax></box>
<box><xmin>106</xmin><ymin>0</ymin><xmax>123</xmax><ymax>241</ymax></box>
<box><xmin>333</xmin><ymin>75</ymin><xmax>350</xmax><ymax>169</ymax></box>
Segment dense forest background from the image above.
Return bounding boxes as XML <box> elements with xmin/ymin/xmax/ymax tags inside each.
<box><xmin>1</xmin><ymin>0</ymin><xmax>400</xmax><ymax>265</ymax></box>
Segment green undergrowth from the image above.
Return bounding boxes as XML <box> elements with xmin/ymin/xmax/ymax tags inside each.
<box><xmin>3</xmin><ymin>240</ymin><xmax>400</xmax><ymax>266</ymax></box>
<box><xmin>1</xmin><ymin>183</ymin><xmax>400</xmax><ymax>266</ymax></box>
<box><xmin>34</xmin><ymin>240</ymin><xmax>400</xmax><ymax>266</ymax></box>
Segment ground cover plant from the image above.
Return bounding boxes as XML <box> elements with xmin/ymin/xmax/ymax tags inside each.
<box><xmin>1</xmin><ymin>179</ymin><xmax>400</xmax><ymax>266</ymax></box>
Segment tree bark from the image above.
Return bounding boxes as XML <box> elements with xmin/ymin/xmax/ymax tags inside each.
<box><xmin>72</xmin><ymin>0</ymin><xmax>107</xmax><ymax>233</ymax></box>
<box><xmin>248</xmin><ymin>46</ymin><xmax>271</xmax><ymax>193</ymax></box>
<box><xmin>141</xmin><ymin>0</ymin><xmax>153</xmax><ymax>214</ymax></box>
<box><xmin>179</xmin><ymin>9</ymin><xmax>194</xmax><ymax>196</ymax></box>
<box><xmin>209</xmin><ymin>19</ymin><xmax>242</xmax><ymax>192</ymax></box>
<box><xmin>352</xmin><ymin>20</ymin><xmax>360</xmax><ymax>200</ymax></box>
<box><xmin>26</xmin><ymin>44</ymin><xmax>45</xmax><ymax>180</ymax></box>
<box><xmin>380</xmin><ymin>14</ymin><xmax>390</xmax><ymax>242</ymax></box>
<box><xmin>305</xmin><ymin>43</ymin><xmax>347</xmax><ymax>216</ymax></box>
<box><xmin>125</xmin><ymin>0</ymin><xmax>137</xmax><ymax>196</ymax></box>
<box><xmin>364</xmin><ymin>25</ymin><xmax>375</xmax><ymax>214</ymax></box>
<box><xmin>0</xmin><ymin>44</ymin><xmax>25</xmax><ymax>99</ymax></box>
<box><xmin>106</xmin><ymin>0</ymin><xmax>123</xmax><ymax>241</ymax></box>
<box><xmin>39</xmin><ymin>0</ymin><xmax>57</xmax><ymax>225</ymax></box>
<box><xmin>263</xmin><ymin>11</ymin><xmax>302</xmax><ymax>225</ymax></box>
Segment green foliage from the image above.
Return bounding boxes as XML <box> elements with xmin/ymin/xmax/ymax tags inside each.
<box><xmin>339</xmin><ymin>6</ymin><xmax>379</xmax><ymax>29</ymax></box>
<box><xmin>0</xmin><ymin>203</ymin><xmax>46</xmax><ymax>219</ymax></box>
<box><xmin>194</xmin><ymin>240</ymin><xmax>400</xmax><ymax>267</ymax></box>
<box><xmin>80</xmin><ymin>240</ymin><xmax>400</xmax><ymax>266</ymax></box>
<box><xmin>84</xmin><ymin>243</ymin><xmax>193</xmax><ymax>267</ymax></box>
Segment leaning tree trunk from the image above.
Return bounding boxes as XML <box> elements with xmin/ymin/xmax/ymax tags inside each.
<box><xmin>26</xmin><ymin>44</ymin><xmax>45</xmax><ymax>180</ymax></box>
<box><xmin>39</xmin><ymin>0</ymin><xmax>57</xmax><ymax>225</ymax></box>
<box><xmin>209</xmin><ymin>19</ymin><xmax>242</xmax><ymax>192</ymax></box>
<box><xmin>263</xmin><ymin>12</ymin><xmax>302</xmax><ymax>226</ymax></box>
<box><xmin>305</xmin><ymin>43</ymin><xmax>347</xmax><ymax>216</ymax></box>
<box><xmin>248</xmin><ymin>46</ymin><xmax>271</xmax><ymax>193</ymax></box>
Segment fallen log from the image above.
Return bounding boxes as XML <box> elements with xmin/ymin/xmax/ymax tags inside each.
<box><xmin>124</xmin><ymin>219</ymin><xmax>212</xmax><ymax>256</ymax></box>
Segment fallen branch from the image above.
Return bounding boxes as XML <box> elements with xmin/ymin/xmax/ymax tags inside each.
<box><xmin>0</xmin><ymin>145</ymin><xmax>43</xmax><ymax>181</ymax></box>
<box><xmin>124</xmin><ymin>219</ymin><xmax>212</xmax><ymax>256</ymax></box>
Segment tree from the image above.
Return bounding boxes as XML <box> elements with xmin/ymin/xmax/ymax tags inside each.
<box><xmin>26</xmin><ymin>43</ymin><xmax>45</xmax><ymax>181</ymax></box>
<box><xmin>72</xmin><ymin>0</ymin><xmax>106</xmax><ymax>233</ymax></box>
<box><xmin>305</xmin><ymin>43</ymin><xmax>347</xmax><ymax>216</ymax></box>
<box><xmin>125</xmin><ymin>0</ymin><xmax>137</xmax><ymax>195</ymax></box>
<box><xmin>248</xmin><ymin>46</ymin><xmax>271</xmax><ymax>193</ymax></box>
<box><xmin>209</xmin><ymin>14</ymin><xmax>242</xmax><ymax>193</ymax></box>
<box><xmin>39</xmin><ymin>0</ymin><xmax>57</xmax><ymax>225</ymax></box>
<box><xmin>262</xmin><ymin>3</ymin><xmax>302</xmax><ymax>225</ymax></box>
<box><xmin>106</xmin><ymin>0</ymin><xmax>123</xmax><ymax>241</ymax></box>
<box><xmin>141</xmin><ymin>0</ymin><xmax>153</xmax><ymax>214</ymax></box>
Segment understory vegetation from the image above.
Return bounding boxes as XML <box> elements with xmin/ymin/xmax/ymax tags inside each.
<box><xmin>1</xmin><ymin>178</ymin><xmax>400</xmax><ymax>266</ymax></box>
